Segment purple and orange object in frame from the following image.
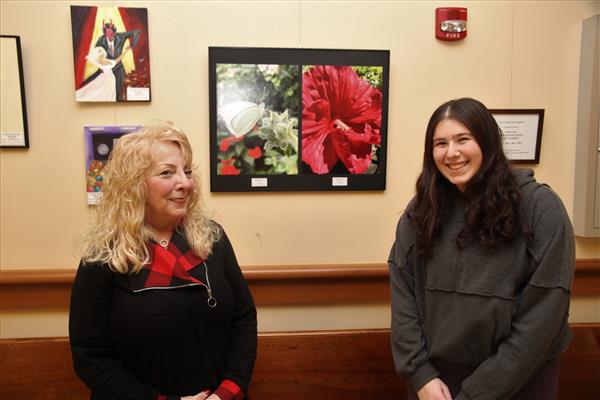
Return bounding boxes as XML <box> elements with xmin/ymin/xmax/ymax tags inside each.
<box><xmin>84</xmin><ymin>125</ymin><xmax>140</xmax><ymax>204</ymax></box>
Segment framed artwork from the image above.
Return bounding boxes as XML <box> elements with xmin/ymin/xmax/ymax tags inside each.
<box><xmin>490</xmin><ymin>109</ymin><xmax>544</xmax><ymax>163</ymax></box>
<box><xmin>84</xmin><ymin>125</ymin><xmax>140</xmax><ymax>204</ymax></box>
<box><xmin>70</xmin><ymin>5</ymin><xmax>151</xmax><ymax>102</ymax></box>
<box><xmin>209</xmin><ymin>47</ymin><xmax>390</xmax><ymax>192</ymax></box>
<box><xmin>1</xmin><ymin>35</ymin><xmax>29</xmax><ymax>148</ymax></box>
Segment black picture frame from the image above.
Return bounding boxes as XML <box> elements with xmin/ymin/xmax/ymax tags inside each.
<box><xmin>209</xmin><ymin>47</ymin><xmax>390</xmax><ymax>192</ymax></box>
<box><xmin>1</xmin><ymin>35</ymin><xmax>29</xmax><ymax>148</ymax></box>
<box><xmin>490</xmin><ymin>109</ymin><xmax>544</xmax><ymax>164</ymax></box>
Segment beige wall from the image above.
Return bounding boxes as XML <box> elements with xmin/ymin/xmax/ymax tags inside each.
<box><xmin>1</xmin><ymin>0</ymin><xmax>599</xmax><ymax>338</ymax></box>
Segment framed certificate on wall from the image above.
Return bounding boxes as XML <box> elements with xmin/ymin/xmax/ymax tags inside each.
<box><xmin>490</xmin><ymin>109</ymin><xmax>544</xmax><ymax>164</ymax></box>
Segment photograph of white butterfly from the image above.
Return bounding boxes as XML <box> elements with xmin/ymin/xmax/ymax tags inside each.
<box><xmin>209</xmin><ymin>47</ymin><xmax>390</xmax><ymax>192</ymax></box>
<box><xmin>216</xmin><ymin>63</ymin><xmax>300</xmax><ymax>177</ymax></box>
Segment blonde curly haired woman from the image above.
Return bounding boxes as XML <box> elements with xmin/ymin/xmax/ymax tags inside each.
<box><xmin>70</xmin><ymin>122</ymin><xmax>257</xmax><ymax>400</ymax></box>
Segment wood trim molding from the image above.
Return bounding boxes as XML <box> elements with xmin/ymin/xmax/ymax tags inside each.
<box><xmin>575</xmin><ymin>258</ymin><xmax>600</xmax><ymax>271</ymax></box>
<box><xmin>1</xmin><ymin>259</ymin><xmax>598</xmax><ymax>310</ymax></box>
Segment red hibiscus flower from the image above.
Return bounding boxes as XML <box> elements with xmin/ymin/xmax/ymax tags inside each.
<box><xmin>219</xmin><ymin>135</ymin><xmax>244</xmax><ymax>152</ymax></box>
<box><xmin>302</xmin><ymin>66</ymin><xmax>382</xmax><ymax>174</ymax></box>
<box><xmin>248</xmin><ymin>146</ymin><xmax>262</xmax><ymax>159</ymax></box>
<box><xmin>219</xmin><ymin>158</ymin><xmax>241</xmax><ymax>175</ymax></box>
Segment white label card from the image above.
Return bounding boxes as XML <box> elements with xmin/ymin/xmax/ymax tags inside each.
<box><xmin>126</xmin><ymin>87</ymin><xmax>150</xmax><ymax>101</ymax></box>
<box><xmin>87</xmin><ymin>192</ymin><xmax>102</xmax><ymax>205</ymax></box>
<box><xmin>492</xmin><ymin>114</ymin><xmax>540</xmax><ymax>160</ymax></box>
<box><xmin>332</xmin><ymin>177</ymin><xmax>348</xmax><ymax>187</ymax></box>
<box><xmin>1</xmin><ymin>132</ymin><xmax>25</xmax><ymax>146</ymax></box>
<box><xmin>251</xmin><ymin>177</ymin><xmax>268</xmax><ymax>187</ymax></box>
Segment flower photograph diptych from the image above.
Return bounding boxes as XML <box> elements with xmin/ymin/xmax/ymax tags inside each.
<box><xmin>216</xmin><ymin>64</ymin><xmax>383</xmax><ymax>177</ymax></box>
<box><xmin>210</xmin><ymin>47</ymin><xmax>389</xmax><ymax>191</ymax></box>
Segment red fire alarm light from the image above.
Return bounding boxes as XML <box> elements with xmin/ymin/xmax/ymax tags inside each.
<box><xmin>436</xmin><ymin>7</ymin><xmax>467</xmax><ymax>41</ymax></box>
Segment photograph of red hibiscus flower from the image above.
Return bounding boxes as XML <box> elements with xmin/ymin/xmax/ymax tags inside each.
<box><xmin>302</xmin><ymin>65</ymin><xmax>383</xmax><ymax>175</ymax></box>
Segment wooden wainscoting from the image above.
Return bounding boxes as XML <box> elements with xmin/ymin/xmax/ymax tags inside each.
<box><xmin>0</xmin><ymin>337</ymin><xmax>87</xmax><ymax>400</ymax></box>
<box><xmin>249</xmin><ymin>329</ymin><xmax>406</xmax><ymax>398</ymax></box>
<box><xmin>1</xmin><ymin>325</ymin><xmax>599</xmax><ymax>400</ymax></box>
<box><xmin>1</xmin><ymin>259</ymin><xmax>598</xmax><ymax>310</ymax></box>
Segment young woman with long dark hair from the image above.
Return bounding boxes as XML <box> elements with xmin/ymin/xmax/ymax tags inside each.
<box><xmin>389</xmin><ymin>98</ymin><xmax>575</xmax><ymax>400</ymax></box>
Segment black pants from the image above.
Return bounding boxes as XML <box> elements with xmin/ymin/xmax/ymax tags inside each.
<box><xmin>113</xmin><ymin>64</ymin><xmax>125</xmax><ymax>101</ymax></box>
<box><xmin>407</xmin><ymin>357</ymin><xmax>560</xmax><ymax>400</ymax></box>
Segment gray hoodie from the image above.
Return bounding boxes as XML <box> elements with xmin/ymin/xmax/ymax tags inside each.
<box><xmin>389</xmin><ymin>168</ymin><xmax>575</xmax><ymax>399</ymax></box>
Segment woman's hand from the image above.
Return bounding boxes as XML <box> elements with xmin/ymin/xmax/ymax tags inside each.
<box><xmin>181</xmin><ymin>390</ymin><xmax>211</xmax><ymax>400</ymax></box>
<box><xmin>417</xmin><ymin>378</ymin><xmax>452</xmax><ymax>400</ymax></box>
<box><xmin>180</xmin><ymin>392</ymin><xmax>222</xmax><ymax>400</ymax></box>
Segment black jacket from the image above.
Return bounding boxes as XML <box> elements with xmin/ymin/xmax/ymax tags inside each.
<box><xmin>69</xmin><ymin>227</ymin><xmax>257</xmax><ymax>399</ymax></box>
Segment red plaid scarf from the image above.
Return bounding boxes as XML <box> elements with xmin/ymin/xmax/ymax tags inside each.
<box><xmin>129</xmin><ymin>233</ymin><xmax>206</xmax><ymax>292</ymax></box>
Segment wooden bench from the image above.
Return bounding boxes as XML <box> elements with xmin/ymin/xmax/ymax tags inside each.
<box><xmin>1</xmin><ymin>325</ymin><xmax>598</xmax><ymax>399</ymax></box>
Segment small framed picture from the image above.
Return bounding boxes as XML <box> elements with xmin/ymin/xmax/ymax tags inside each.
<box><xmin>1</xmin><ymin>35</ymin><xmax>29</xmax><ymax>148</ymax></box>
<box><xmin>84</xmin><ymin>125</ymin><xmax>140</xmax><ymax>204</ymax></box>
<box><xmin>490</xmin><ymin>109</ymin><xmax>544</xmax><ymax>164</ymax></box>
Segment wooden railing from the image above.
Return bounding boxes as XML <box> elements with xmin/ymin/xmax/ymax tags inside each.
<box><xmin>1</xmin><ymin>259</ymin><xmax>598</xmax><ymax>310</ymax></box>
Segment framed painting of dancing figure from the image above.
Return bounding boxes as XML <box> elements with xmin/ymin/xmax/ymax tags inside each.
<box><xmin>70</xmin><ymin>5</ymin><xmax>151</xmax><ymax>102</ymax></box>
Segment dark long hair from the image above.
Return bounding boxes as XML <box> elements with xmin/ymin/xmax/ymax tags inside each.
<box><xmin>412</xmin><ymin>98</ymin><xmax>523</xmax><ymax>255</ymax></box>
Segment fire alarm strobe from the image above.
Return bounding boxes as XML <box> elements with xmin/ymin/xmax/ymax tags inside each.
<box><xmin>436</xmin><ymin>7</ymin><xmax>467</xmax><ymax>41</ymax></box>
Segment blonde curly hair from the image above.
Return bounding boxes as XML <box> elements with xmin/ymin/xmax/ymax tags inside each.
<box><xmin>78</xmin><ymin>122</ymin><xmax>221</xmax><ymax>274</ymax></box>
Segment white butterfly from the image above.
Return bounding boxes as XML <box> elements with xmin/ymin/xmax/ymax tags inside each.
<box><xmin>218</xmin><ymin>101</ymin><xmax>265</xmax><ymax>138</ymax></box>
